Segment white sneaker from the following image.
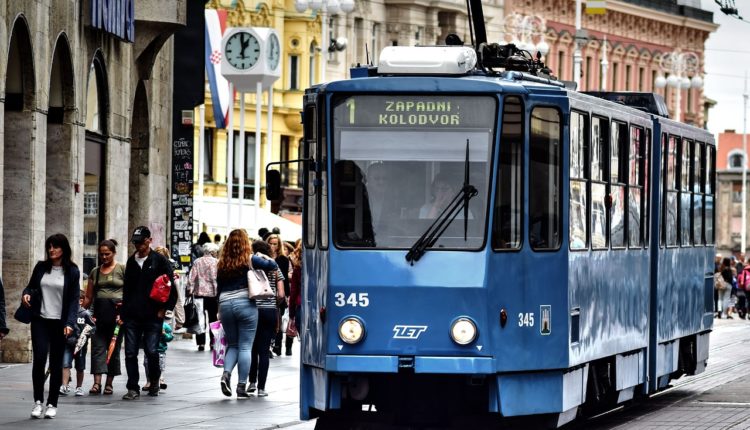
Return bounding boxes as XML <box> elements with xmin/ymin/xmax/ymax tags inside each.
<box><xmin>30</xmin><ymin>401</ymin><xmax>43</xmax><ymax>419</ymax></box>
<box><xmin>59</xmin><ymin>385</ymin><xmax>70</xmax><ymax>395</ymax></box>
<box><xmin>75</xmin><ymin>387</ymin><xmax>84</xmax><ymax>396</ymax></box>
<box><xmin>44</xmin><ymin>404</ymin><xmax>57</xmax><ymax>419</ymax></box>
<box><xmin>257</xmin><ymin>389</ymin><xmax>268</xmax><ymax>397</ymax></box>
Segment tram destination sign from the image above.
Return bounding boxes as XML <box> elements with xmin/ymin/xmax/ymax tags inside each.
<box><xmin>335</xmin><ymin>95</ymin><xmax>495</xmax><ymax>129</ymax></box>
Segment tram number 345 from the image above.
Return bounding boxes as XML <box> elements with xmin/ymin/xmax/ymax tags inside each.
<box><xmin>518</xmin><ymin>312</ymin><xmax>535</xmax><ymax>327</ymax></box>
<box><xmin>334</xmin><ymin>292</ymin><xmax>370</xmax><ymax>307</ymax></box>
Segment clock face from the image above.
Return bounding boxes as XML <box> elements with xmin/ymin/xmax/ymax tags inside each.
<box><xmin>224</xmin><ymin>31</ymin><xmax>260</xmax><ymax>70</ymax></box>
<box><xmin>268</xmin><ymin>33</ymin><xmax>281</xmax><ymax>71</ymax></box>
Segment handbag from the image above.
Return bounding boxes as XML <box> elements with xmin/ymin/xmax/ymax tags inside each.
<box><xmin>286</xmin><ymin>316</ymin><xmax>298</xmax><ymax>338</ymax></box>
<box><xmin>14</xmin><ymin>288</ymin><xmax>38</xmax><ymax>324</ymax></box>
<box><xmin>150</xmin><ymin>274</ymin><xmax>172</xmax><ymax>303</ymax></box>
<box><xmin>714</xmin><ymin>272</ymin><xmax>728</xmax><ymax>291</ymax></box>
<box><xmin>183</xmin><ymin>295</ymin><xmax>199</xmax><ymax>327</ymax></box>
<box><xmin>209</xmin><ymin>320</ymin><xmax>226</xmax><ymax>368</ymax></box>
<box><xmin>247</xmin><ymin>257</ymin><xmax>274</xmax><ymax>299</ymax></box>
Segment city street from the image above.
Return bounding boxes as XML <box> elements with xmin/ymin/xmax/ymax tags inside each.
<box><xmin>0</xmin><ymin>317</ymin><xmax>748</xmax><ymax>430</ymax></box>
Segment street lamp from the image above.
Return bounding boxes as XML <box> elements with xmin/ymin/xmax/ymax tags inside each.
<box><xmin>654</xmin><ymin>50</ymin><xmax>703</xmax><ymax>123</ymax></box>
<box><xmin>295</xmin><ymin>0</ymin><xmax>355</xmax><ymax>83</ymax></box>
<box><xmin>503</xmin><ymin>12</ymin><xmax>549</xmax><ymax>58</ymax></box>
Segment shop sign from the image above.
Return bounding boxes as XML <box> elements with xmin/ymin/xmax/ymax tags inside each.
<box><xmin>90</xmin><ymin>0</ymin><xmax>135</xmax><ymax>43</ymax></box>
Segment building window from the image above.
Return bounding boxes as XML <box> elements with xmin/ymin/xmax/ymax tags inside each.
<box><xmin>289</xmin><ymin>55</ymin><xmax>299</xmax><ymax>90</ymax></box>
<box><xmin>558</xmin><ymin>50</ymin><xmax>565</xmax><ymax>80</ymax></box>
<box><xmin>203</xmin><ymin>128</ymin><xmax>214</xmax><ymax>181</ymax></box>
<box><xmin>232</xmin><ymin>132</ymin><xmax>255</xmax><ymax>199</ymax></box>
<box><xmin>612</xmin><ymin>63</ymin><xmax>618</xmax><ymax>90</ymax></box>
<box><xmin>729</xmin><ymin>151</ymin><xmax>744</xmax><ymax>169</ymax></box>
<box><xmin>638</xmin><ymin>67</ymin><xmax>644</xmax><ymax>91</ymax></box>
<box><xmin>309</xmin><ymin>43</ymin><xmax>318</xmax><ymax>86</ymax></box>
<box><xmin>371</xmin><ymin>24</ymin><xmax>381</xmax><ymax>64</ymax></box>
<box><xmin>355</xmin><ymin>18</ymin><xmax>364</xmax><ymax>64</ymax></box>
<box><xmin>84</xmin><ymin>192</ymin><xmax>98</xmax><ymax>217</ymax></box>
<box><xmin>625</xmin><ymin>64</ymin><xmax>632</xmax><ymax>91</ymax></box>
<box><xmin>585</xmin><ymin>56</ymin><xmax>592</xmax><ymax>91</ymax></box>
<box><xmin>280</xmin><ymin>135</ymin><xmax>291</xmax><ymax>186</ymax></box>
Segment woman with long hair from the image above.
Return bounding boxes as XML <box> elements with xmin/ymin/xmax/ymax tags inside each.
<box><xmin>266</xmin><ymin>234</ymin><xmax>291</xmax><ymax>356</ymax></box>
<box><xmin>288</xmin><ymin>239</ymin><xmax>303</xmax><ymax>336</ymax></box>
<box><xmin>82</xmin><ymin>239</ymin><xmax>125</xmax><ymax>396</ymax></box>
<box><xmin>22</xmin><ymin>234</ymin><xmax>80</xmax><ymax>419</ymax></box>
<box><xmin>216</xmin><ymin>229</ymin><xmax>278</xmax><ymax>397</ymax></box>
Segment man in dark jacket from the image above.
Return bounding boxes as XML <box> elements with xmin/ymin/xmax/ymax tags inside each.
<box><xmin>121</xmin><ymin>226</ymin><xmax>177</xmax><ymax>400</ymax></box>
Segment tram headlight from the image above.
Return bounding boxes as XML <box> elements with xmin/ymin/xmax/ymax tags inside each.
<box><xmin>338</xmin><ymin>317</ymin><xmax>365</xmax><ymax>344</ymax></box>
<box><xmin>450</xmin><ymin>317</ymin><xmax>477</xmax><ymax>345</ymax></box>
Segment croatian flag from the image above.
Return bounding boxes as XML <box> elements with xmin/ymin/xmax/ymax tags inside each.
<box><xmin>205</xmin><ymin>9</ymin><xmax>230</xmax><ymax>129</ymax></box>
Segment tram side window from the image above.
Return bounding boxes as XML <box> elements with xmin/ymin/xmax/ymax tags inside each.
<box><xmin>665</xmin><ymin>135</ymin><xmax>679</xmax><ymax>247</ymax></box>
<box><xmin>320</xmin><ymin>117</ymin><xmax>329</xmax><ymax>249</ymax></box>
<box><xmin>493</xmin><ymin>96</ymin><xmax>524</xmax><ymax>250</ymax></box>
<box><xmin>692</xmin><ymin>141</ymin><xmax>704</xmax><ymax>245</ymax></box>
<box><xmin>705</xmin><ymin>146</ymin><xmax>715</xmax><ymax>244</ymax></box>
<box><xmin>628</xmin><ymin>125</ymin><xmax>645</xmax><ymax>248</ymax></box>
<box><xmin>644</xmin><ymin>129</ymin><xmax>651</xmax><ymax>245</ymax></box>
<box><xmin>569</xmin><ymin>111</ymin><xmax>588</xmax><ymax>250</ymax></box>
<box><xmin>304</xmin><ymin>105</ymin><xmax>318</xmax><ymax>248</ymax></box>
<box><xmin>610</xmin><ymin>121</ymin><xmax>628</xmax><ymax>248</ymax></box>
<box><xmin>591</xmin><ymin>116</ymin><xmax>608</xmax><ymax>250</ymax></box>
<box><xmin>529</xmin><ymin>107</ymin><xmax>561</xmax><ymax>251</ymax></box>
<box><xmin>679</xmin><ymin>139</ymin><xmax>693</xmax><ymax>246</ymax></box>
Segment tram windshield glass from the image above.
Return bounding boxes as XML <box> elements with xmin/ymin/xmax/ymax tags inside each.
<box><xmin>331</xmin><ymin>94</ymin><xmax>496</xmax><ymax>249</ymax></box>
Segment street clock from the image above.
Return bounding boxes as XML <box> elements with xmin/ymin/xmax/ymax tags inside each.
<box><xmin>221</xmin><ymin>27</ymin><xmax>282</xmax><ymax>91</ymax></box>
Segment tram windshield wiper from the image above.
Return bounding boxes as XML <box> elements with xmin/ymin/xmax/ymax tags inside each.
<box><xmin>405</xmin><ymin>140</ymin><xmax>477</xmax><ymax>265</ymax></box>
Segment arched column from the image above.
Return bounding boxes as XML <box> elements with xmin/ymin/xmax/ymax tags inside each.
<box><xmin>128</xmin><ymin>81</ymin><xmax>151</xmax><ymax>252</ymax></box>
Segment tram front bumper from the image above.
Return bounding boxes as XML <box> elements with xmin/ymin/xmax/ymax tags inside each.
<box><xmin>325</xmin><ymin>354</ymin><xmax>496</xmax><ymax>374</ymax></box>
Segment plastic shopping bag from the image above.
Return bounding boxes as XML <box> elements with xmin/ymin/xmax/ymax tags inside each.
<box><xmin>209</xmin><ymin>320</ymin><xmax>226</xmax><ymax>368</ymax></box>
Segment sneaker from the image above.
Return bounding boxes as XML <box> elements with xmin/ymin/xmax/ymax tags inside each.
<box><xmin>122</xmin><ymin>390</ymin><xmax>140</xmax><ymax>400</ymax></box>
<box><xmin>248</xmin><ymin>382</ymin><xmax>257</xmax><ymax>393</ymax></box>
<box><xmin>220</xmin><ymin>371</ymin><xmax>232</xmax><ymax>397</ymax></box>
<box><xmin>44</xmin><ymin>405</ymin><xmax>57</xmax><ymax>419</ymax></box>
<box><xmin>30</xmin><ymin>401</ymin><xmax>43</xmax><ymax>419</ymax></box>
<box><xmin>74</xmin><ymin>387</ymin><xmax>84</xmax><ymax>397</ymax></box>
<box><xmin>236</xmin><ymin>383</ymin><xmax>249</xmax><ymax>398</ymax></box>
<box><xmin>159</xmin><ymin>379</ymin><xmax>167</xmax><ymax>390</ymax></box>
<box><xmin>59</xmin><ymin>385</ymin><xmax>70</xmax><ymax>395</ymax></box>
<box><xmin>198</xmin><ymin>345</ymin><xmax>205</xmax><ymax>352</ymax></box>
<box><xmin>257</xmin><ymin>389</ymin><xmax>268</xmax><ymax>397</ymax></box>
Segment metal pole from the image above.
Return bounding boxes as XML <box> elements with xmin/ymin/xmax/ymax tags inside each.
<box><xmin>266</xmin><ymin>85</ymin><xmax>274</xmax><ymax>211</ymax></box>
<box><xmin>573</xmin><ymin>0</ymin><xmax>582</xmax><ymax>88</ymax></box>
<box><xmin>742</xmin><ymin>71</ymin><xmax>748</xmax><ymax>256</ymax></box>
<box><xmin>226</xmin><ymin>83</ymin><xmax>234</xmax><ymax>232</ymax></box>
<box><xmin>197</xmin><ymin>104</ymin><xmax>205</xmax><ymax>230</ymax></box>
<box><xmin>255</xmin><ymin>82</ymin><xmax>262</xmax><ymax>231</ymax></box>
<box><xmin>321</xmin><ymin>8</ymin><xmax>328</xmax><ymax>83</ymax></box>
<box><xmin>601</xmin><ymin>36</ymin><xmax>608</xmax><ymax>91</ymax></box>
<box><xmin>239</xmin><ymin>92</ymin><xmax>245</xmax><ymax>227</ymax></box>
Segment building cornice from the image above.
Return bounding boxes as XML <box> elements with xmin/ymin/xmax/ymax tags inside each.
<box><xmin>608</xmin><ymin>1</ymin><xmax>718</xmax><ymax>33</ymax></box>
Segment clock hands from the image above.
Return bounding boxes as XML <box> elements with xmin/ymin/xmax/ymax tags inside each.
<box><xmin>239</xmin><ymin>33</ymin><xmax>249</xmax><ymax>59</ymax></box>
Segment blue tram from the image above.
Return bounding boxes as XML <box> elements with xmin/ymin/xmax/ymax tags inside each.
<box><xmin>265</xmin><ymin>3</ymin><xmax>715</xmax><ymax>428</ymax></box>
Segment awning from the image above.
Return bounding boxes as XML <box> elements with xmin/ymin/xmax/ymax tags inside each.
<box><xmin>194</xmin><ymin>196</ymin><xmax>302</xmax><ymax>242</ymax></box>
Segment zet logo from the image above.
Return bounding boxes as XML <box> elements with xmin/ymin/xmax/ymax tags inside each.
<box><xmin>393</xmin><ymin>325</ymin><xmax>428</xmax><ymax>339</ymax></box>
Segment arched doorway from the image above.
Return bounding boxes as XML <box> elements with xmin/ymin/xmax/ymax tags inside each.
<box><xmin>83</xmin><ymin>53</ymin><xmax>109</xmax><ymax>275</ymax></box>
<box><xmin>128</xmin><ymin>81</ymin><xmax>150</xmax><ymax>246</ymax></box>
<box><xmin>46</xmin><ymin>35</ymin><xmax>76</xmax><ymax>244</ymax></box>
<box><xmin>2</xmin><ymin>16</ymin><xmax>36</xmax><ymax>362</ymax></box>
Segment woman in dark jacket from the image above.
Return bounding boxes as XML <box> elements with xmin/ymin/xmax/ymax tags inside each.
<box><xmin>21</xmin><ymin>234</ymin><xmax>80</xmax><ymax>419</ymax></box>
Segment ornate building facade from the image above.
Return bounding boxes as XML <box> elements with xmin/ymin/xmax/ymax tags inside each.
<box><xmin>505</xmin><ymin>0</ymin><xmax>717</xmax><ymax>127</ymax></box>
<box><xmin>0</xmin><ymin>1</ymin><xmax>187</xmax><ymax>362</ymax></box>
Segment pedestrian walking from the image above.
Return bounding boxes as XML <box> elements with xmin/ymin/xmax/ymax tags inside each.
<box><xmin>248</xmin><ymin>240</ymin><xmax>285</xmax><ymax>397</ymax></box>
<box><xmin>288</xmin><ymin>239</ymin><xmax>303</xmax><ymax>338</ymax></box>
<box><xmin>22</xmin><ymin>233</ymin><xmax>81</xmax><ymax>419</ymax></box>
<box><xmin>216</xmin><ymin>229</ymin><xmax>278</xmax><ymax>398</ymax></box>
<box><xmin>187</xmin><ymin>243</ymin><xmax>219</xmax><ymax>351</ymax></box>
<box><xmin>60</xmin><ymin>290</ymin><xmax>95</xmax><ymax>397</ymax></box>
<box><xmin>717</xmin><ymin>257</ymin><xmax>734</xmax><ymax>319</ymax></box>
<box><xmin>192</xmin><ymin>232</ymin><xmax>212</xmax><ymax>261</ymax></box>
<box><xmin>121</xmin><ymin>226</ymin><xmax>177</xmax><ymax>400</ymax></box>
<box><xmin>266</xmin><ymin>234</ymin><xmax>292</xmax><ymax>356</ymax></box>
<box><xmin>82</xmin><ymin>239</ymin><xmax>125</xmax><ymax>395</ymax></box>
<box><xmin>142</xmin><ymin>320</ymin><xmax>173</xmax><ymax>392</ymax></box>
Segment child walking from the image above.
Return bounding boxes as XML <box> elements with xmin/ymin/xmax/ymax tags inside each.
<box><xmin>142</xmin><ymin>320</ymin><xmax>173</xmax><ymax>392</ymax></box>
<box><xmin>60</xmin><ymin>290</ymin><xmax>95</xmax><ymax>397</ymax></box>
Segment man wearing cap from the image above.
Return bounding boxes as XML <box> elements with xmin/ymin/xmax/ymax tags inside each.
<box><xmin>121</xmin><ymin>226</ymin><xmax>176</xmax><ymax>400</ymax></box>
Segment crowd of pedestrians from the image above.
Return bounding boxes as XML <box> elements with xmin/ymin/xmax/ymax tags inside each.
<box><xmin>0</xmin><ymin>223</ymin><xmax>302</xmax><ymax>419</ymax></box>
<box><xmin>714</xmin><ymin>253</ymin><xmax>750</xmax><ymax>319</ymax></box>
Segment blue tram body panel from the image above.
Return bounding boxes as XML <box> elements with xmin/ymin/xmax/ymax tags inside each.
<box><xmin>291</xmin><ymin>46</ymin><xmax>716</xmax><ymax>426</ymax></box>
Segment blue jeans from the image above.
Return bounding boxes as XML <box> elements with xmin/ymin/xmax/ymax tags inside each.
<box><xmin>219</xmin><ymin>297</ymin><xmax>258</xmax><ymax>385</ymax></box>
<box><xmin>123</xmin><ymin>320</ymin><xmax>162</xmax><ymax>391</ymax></box>
<box><xmin>62</xmin><ymin>344</ymin><xmax>86</xmax><ymax>371</ymax></box>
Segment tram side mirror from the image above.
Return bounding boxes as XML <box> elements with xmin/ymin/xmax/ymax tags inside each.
<box><xmin>266</xmin><ymin>170</ymin><xmax>282</xmax><ymax>201</ymax></box>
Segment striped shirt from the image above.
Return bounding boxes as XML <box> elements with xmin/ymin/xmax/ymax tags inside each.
<box><xmin>255</xmin><ymin>268</ymin><xmax>284</xmax><ymax>309</ymax></box>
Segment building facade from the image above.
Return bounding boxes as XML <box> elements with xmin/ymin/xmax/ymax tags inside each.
<box><xmin>0</xmin><ymin>1</ymin><xmax>187</xmax><ymax>362</ymax></box>
<box><xmin>715</xmin><ymin>130</ymin><xmax>749</xmax><ymax>258</ymax></box>
<box><xmin>505</xmin><ymin>0</ymin><xmax>717</xmax><ymax>127</ymax></box>
<box><xmin>196</xmin><ymin>0</ymin><xmax>504</xmax><ymax>236</ymax></box>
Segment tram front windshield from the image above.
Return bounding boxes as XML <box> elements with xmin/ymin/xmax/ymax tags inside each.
<box><xmin>332</xmin><ymin>95</ymin><xmax>496</xmax><ymax>249</ymax></box>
